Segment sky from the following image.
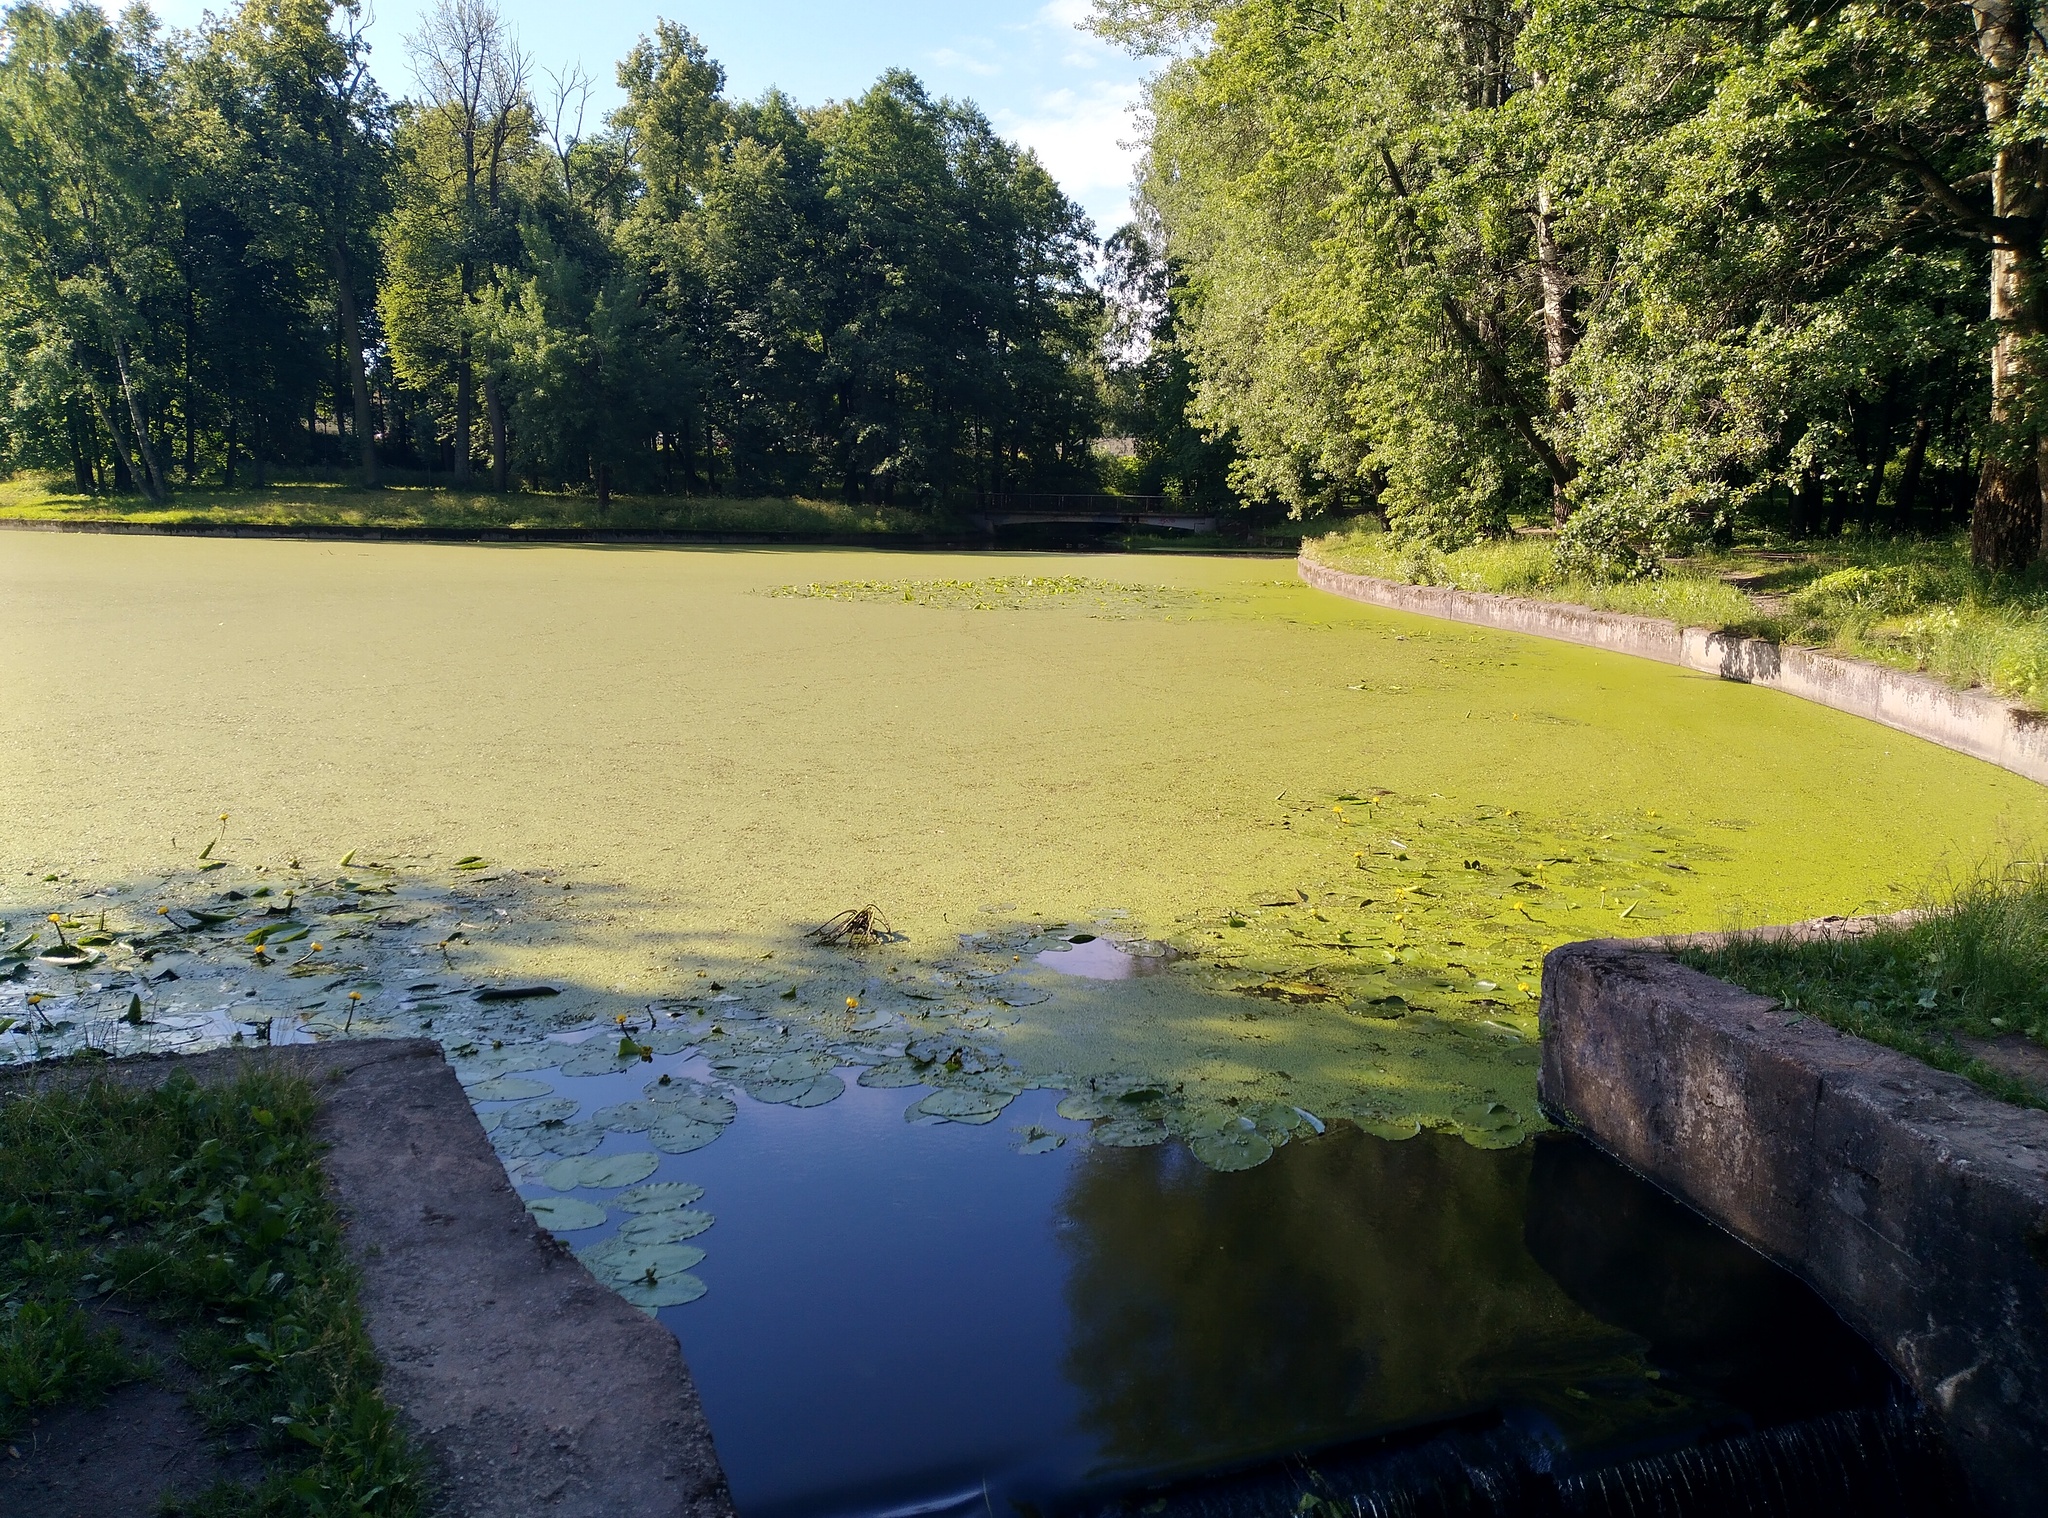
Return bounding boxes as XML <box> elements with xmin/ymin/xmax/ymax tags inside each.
<box><xmin>135</xmin><ymin>0</ymin><xmax>1154</xmax><ymax>237</ymax></box>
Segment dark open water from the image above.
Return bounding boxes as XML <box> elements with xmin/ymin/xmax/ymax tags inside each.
<box><xmin>517</xmin><ymin>1060</ymin><xmax>1938</xmax><ymax>1518</ymax></box>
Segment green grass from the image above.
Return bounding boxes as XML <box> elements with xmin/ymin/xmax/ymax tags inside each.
<box><xmin>0</xmin><ymin>471</ymin><xmax>926</xmax><ymax>536</ymax></box>
<box><xmin>0</xmin><ymin>1068</ymin><xmax>422</xmax><ymax>1515</ymax></box>
<box><xmin>1679</xmin><ymin>866</ymin><xmax>2048</xmax><ymax>1108</ymax></box>
<box><xmin>1308</xmin><ymin>529</ymin><xmax>1771</xmax><ymax>629</ymax></box>
<box><xmin>1307</xmin><ymin>526</ymin><xmax>2048</xmax><ymax>710</ymax></box>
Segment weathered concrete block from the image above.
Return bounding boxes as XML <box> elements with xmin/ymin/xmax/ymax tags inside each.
<box><xmin>1539</xmin><ymin>941</ymin><xmax>2048</xmax><ymax>1516</ymax></box>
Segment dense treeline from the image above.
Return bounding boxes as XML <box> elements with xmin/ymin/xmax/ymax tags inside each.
<box><xmin>0</xmin><ymin>0</ymin><xmax>1122</xmax><ymax>507</ymax></box>
<box><xmin>1096</xmin><ymin>0</ymin><xmax>2048</xmax><ymax>572</ymax></box>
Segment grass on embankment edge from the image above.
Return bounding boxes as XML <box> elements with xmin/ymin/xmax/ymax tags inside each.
<box><xmin>1677</xmin><ymin>867</ymin><xmax>2048</xmax><ymax>1110</ymax></box>
<box><xmin>0</xmin><ymin>1067</ymin><xmax>423</xmax><ymax>1515</ymax></box>
<box><xmin>0</xmin><ymin>473</ymin><xmax>925</xmax><ymax>536</ymax></box>
<box><xmin>1306</xmin><ymin>528</ymin><xmax>2048</xmax><ymax>712</ymax></box>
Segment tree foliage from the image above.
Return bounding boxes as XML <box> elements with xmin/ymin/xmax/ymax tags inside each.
<box><xmin>1101</xmin><ymin>0</ymin><xmax>2048</xmax><ymax>570</ymax></box>
<box><xmin>0</xmin><ymin>0</ymin><xmax>1107</xmax><ymax>505</ymax></box>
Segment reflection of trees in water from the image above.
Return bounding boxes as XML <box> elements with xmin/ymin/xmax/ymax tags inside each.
<box><xmin>1055</xmin><ymin>1128</ymin><xmax>1645</xmax><ymax>1474</ymax></box>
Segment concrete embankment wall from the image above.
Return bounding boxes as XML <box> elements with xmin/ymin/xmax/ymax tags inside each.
<box><xmin>1298</xmin><ymin>557</ymin><xmax>2048</xmax><ymax>786</ymax></box>
<box><xmin>1540</xmin><ymin>942</ymin><xmax>2048</xmax><ymax>1517</ymax></box>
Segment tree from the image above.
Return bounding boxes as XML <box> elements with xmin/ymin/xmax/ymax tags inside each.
<box><xmin>211</xmin><ymin>0</ymin><xmax>392</xmax><ymax>484</ymax></box>
<box><xmin>0</xmin><ymin>3</ymin><xmax>177</xmax><ymax>502</ymax></box>
<box><xmin>381</xmin><ymin>0</ymin><xmax>531</xmax><ymax>487</ymax></box>
<box><xmin>1102</xmin><ymin>219</ymin><xmax>1236</xmax><ymax>507</ymax></box>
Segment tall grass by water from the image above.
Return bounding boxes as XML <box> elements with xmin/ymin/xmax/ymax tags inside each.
<box><xmin>1308</xmin><ymin>526</ymin><xmax>2048</xmax><ymax>710</ymax></box>
<box><xmin>1682</xmin><ymin>865</ymin><xmax>2048</xmax><ymax>1108</ymax></box>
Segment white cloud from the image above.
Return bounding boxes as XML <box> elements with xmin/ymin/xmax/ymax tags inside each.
<box><xmin>928</xmin><ymin>46</ymin><xmax>1001</xmax><ymax>77</ymax></box>
<box><xmin>994</xmin><ymin>79</ymin><xmax>1142</xmax><ymax>231</ymax></box>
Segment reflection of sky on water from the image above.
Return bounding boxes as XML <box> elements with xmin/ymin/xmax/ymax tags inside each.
<box><xmin>520</xmin><ymin>1058</ymin><xmax>1894</xmax><ymax>1518</ymax></box>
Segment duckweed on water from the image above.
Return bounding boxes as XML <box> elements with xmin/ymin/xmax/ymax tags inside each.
<box><xmin>5</xmin><ymin>545</ymin><xmax>2047</xmax><ymax>1309</ymax></box>
<box><xmin>767</xmin><ymin>574</ymin><xmax>1203</xmax><ymax>614</ymax></box>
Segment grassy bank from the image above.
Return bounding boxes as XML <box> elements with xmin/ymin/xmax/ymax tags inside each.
<box><xmin>0</xmin><ymin>1067</ymin><xmax>421</xmax><ymax>1514</ymax></box>
<box><xmin>1679</xmin><ymin>869</ymin><xmax>2048</xmax><ymax>1109</ymax></box>
<box><xmin>0</xmin><ymin>472</ymin><xmax>926</xmax><ymax>536</ymax></box>
<box><xmin>1308</xmin><ymin>528</ymin><xmax>2048</xmax><ymax>711</ymax></box>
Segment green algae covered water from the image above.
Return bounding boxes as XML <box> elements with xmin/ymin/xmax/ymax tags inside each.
<box><xmin>3</xmin><ymin>536</ymin><xmax>2041</xmax><ymax>1137</ymax></box>
<box><xmin>0</xmin><ymin>537</ymin><xmax>2023</xmax><ymax>1513</ymax></box>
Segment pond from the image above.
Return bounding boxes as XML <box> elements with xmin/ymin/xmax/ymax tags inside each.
<box><xmin>1</xmin><ymin>537</ymin><xmax>2035</xmax><ymax>1510</ymax></box>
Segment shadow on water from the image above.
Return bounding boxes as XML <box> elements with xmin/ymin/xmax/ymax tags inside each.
<box><xmin>1046</xmin><ymin>1129</ymin><xmax>1911</xmax><ymax>1493</ymax></box>
<box><xmin>644</xmin><ymin>1077</ymin><xmax>1948</xmax><ymax>1518</ymax></box>
<box><xmin>0</xmin><ymin>863</ymin><xmax>1965</xmax><ymax>1518</ymax></box>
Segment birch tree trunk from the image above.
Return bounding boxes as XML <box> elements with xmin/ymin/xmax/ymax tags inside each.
<box><xmin>112</xmin><ymin>335</ymin><xmax>165</xmax><ymax>503</ymax></box>
<box><xmin>1970</xmin><ymin>0</ymin><xmax>2048</xmax><ymax>569</ymax></box>
<box><xmin>1532</xmin><ymin>179</ymin><xmax>1578</xmax><ymax>526</ymax></box>
<box><xmin>485</xmin><ymin>371</ymin><xmax>508</xmax><ymax>491</ymax></box>
<box><xmin>331</xmin><ymin>237</ymin><xmax>379</xmax><ymax>486</ymax></box>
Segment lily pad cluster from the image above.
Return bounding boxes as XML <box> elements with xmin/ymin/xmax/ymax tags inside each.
<box><xmin>1053</xmin><ymin>1081</ymin><xmax>1327</xmax><ymax>1169</ymax></box>
<box><xmin>525</xmin><ymin>1181</ymin><xmax>715</xmax><ymax>1310</ymax></box>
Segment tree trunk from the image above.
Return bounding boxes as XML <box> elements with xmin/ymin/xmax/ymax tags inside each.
<box><xmin>330</xmin><ymin>241</ymin><xmax>379</xmax><ymax>487</ymax></box>
<box><xmin>90</xmin><ymin>384</ymin><xmax>145</xmax><ymax>501</ymax></box>
<box><xmin>455</xmin><ymin>330</ymin><xmax>474</xmax><ymax>484</ymax></box>
<box><xmin>68</xmin><ymin>402</ymin><xmax>93</xmax><ymax>492</ymax></box>
<box><xmin>1533</xmin><ymin>173</ymin><xmax>1578</xmax><ymax>526</ymax></box>
<box><xmin>183</xmin><ymin>277</ymin><xmax>196</xmax><ymax>483</ymax></box>
<box><xmin>1859</xmin><ymin>385</ymin><xmax>1897</xmax><ymax>527</ymax></box>
<box><xmin>1970</xmin><ymin>0</ymin><xmax>2048</xmax><ymax>569</ymax></box>
<box><xmin>1790</xmin><ymin>463</ymin><xmax>1821</xmax><ymax>537</ymax></box>
<box><xmin>596</xmin><ymin>461</ymin><xmax>611</xmax><ymax>508</ymax></box>
<box><xmin>112</xmin><ymin>337</ymin><xmax>166</xmax><ymax>504</ymax></box>
<box><xmin>485</xmin><ymin>372</ymin><xmax>509</xmax><ymax>492</ymax></box>
<box><xmin>1894</xmin><ymin>413</ymin><xmax>1932</xmax><ymax>531</ymax></box>
<box><xmin>224</xmin><ymin>405</ymin><xmax>237</xmax><ymax>488</ymax></box>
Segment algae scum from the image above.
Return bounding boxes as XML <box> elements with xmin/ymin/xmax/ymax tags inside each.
<box><xmin>4</xmin><ymin>544</ymin><xmax>2042</xmax><ymax>1514</ymax></box>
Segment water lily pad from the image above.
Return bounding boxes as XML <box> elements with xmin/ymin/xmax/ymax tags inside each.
<box><xmin>617</xmin><ymin>1209</ymin><xmax>714</xmax><ymax>1244</ymax></box>
<box><xmin>1459</xmin><ymin>1122</ymin><xmax>1527</xmax><ymax>1150</ymax></box>
<box><xmin>466</xmin><ymin>1076</ymin><xmax>553</xmax><ymax>1101</ymax></box>
<box><xmin>649</xmin><ymin>1114</ymin><xmax>723</xmax><ymax>1153</ymax></box>
<box><xmin>579</xmin><ymin>1238</ymin><xmax>707</xmax><ymax>1281</ymax></box>
<box><xmin>614</xmin><ymin>1181</ymin><xmax>705</xmax><ymax>1213</ymax></box>
<box><xmin>1356</xmin><ymin>1116</ymin><xmax>1423</xmax><ymax>1141</ymax></box>
<box><xmin>593</xmin><ymin>1100</ymin><xmax>665</xmax><ymax>1132</ymax></box>
<box><xmin>1189</xmin><ymin>1126</ymin><xmax>1275</xmax><ymax>1172</ymax></box>
<box><xmin>542</xmin><ymin>1151</ymin><xmax>659</xmax><ymax>1191</ymax></box>
<box><xmin>526</xmin><ymin>1196</ymin><xmax>606</xmax><ymax>1231</ymax></box>
<box><xmin>1055</xmin><ymin>1092</ymin><xmax>1114</xmax><ymax>1121</ymax></box>
<box><xmin>499</xmin><ymin>1097</ymin><xmax>580</xmax><ymax>1129</ymax></box>
<box><xmin>644</xmin><ymin>1082</ymin><xmax>738</xmax><ymax>1124</ymax></box>
<box><xmin>858</xmin><ymin>1059</ymin><xmax>929</xmax><ymax>1089</ymax></box>
<box><xmin>1091</xmin><ymin>1116</ymin><xmax>1169</xmax><ymax>1147</ymax></box>
<box><xmin>536</xmin><ymin>1122</ymin><xmax>605</xmax><ymax>1156</ymax></box>
<box><xmin>453</xmin><ymin>1043</ymin><xmax>560</xmax><ymax>1079</ymax></box>
<box><xmin>492</xmin><ymin>1127</ymin><xmax>552</xmax><ymax>1160</ymax></box>
<box><xmin>617</xmin><ymin>1272</ymin><xmax>707</xmax><ymax>1309</ymax></box>
<box><xmin>995</xmin><ymin>985</ymin><xmax>1051</xmax><ymax>1007</ymax></box>
<box><xmin>560</xmin><ymin>1038</ymin><xmax>642</xmax><ymax>1076</ymax></box>
<box><xmin>908</xmin><ymin>1088</ymin><xmax>1010</xmax><ymax>1123</ymax></box>
<box><xmin>1013</xmin><ymin>1126</ymin><xmax>1066</xmax><ymax>1155</ymax></box>
<box><xmin>785</xmin><ymin>1072</ymin><xmax>845</xmax><ymax>1108</ymax></box>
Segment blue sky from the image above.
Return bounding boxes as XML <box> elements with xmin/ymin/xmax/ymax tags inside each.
<box><xmin>138</xmin><ymin>1</ymin><xmax>1151</xmax><ymax>237</ymax></box>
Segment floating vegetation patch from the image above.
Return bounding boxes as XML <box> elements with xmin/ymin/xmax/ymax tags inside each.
<box><xmin>767</xmin><ymin>575</ymin><xmax>1204</xmax><ymax>614</ymax></box>
<box><xmin>0</xmin><ymin>767</ymin><xmax>1964</xmax><ymax>1317</ymax></box>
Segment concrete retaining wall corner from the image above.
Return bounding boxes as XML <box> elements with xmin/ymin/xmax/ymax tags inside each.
<box><xmin>1538</xmin><ymin>939</ymin><xmax>2048</xmax><ymax>1516</ymax></box>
